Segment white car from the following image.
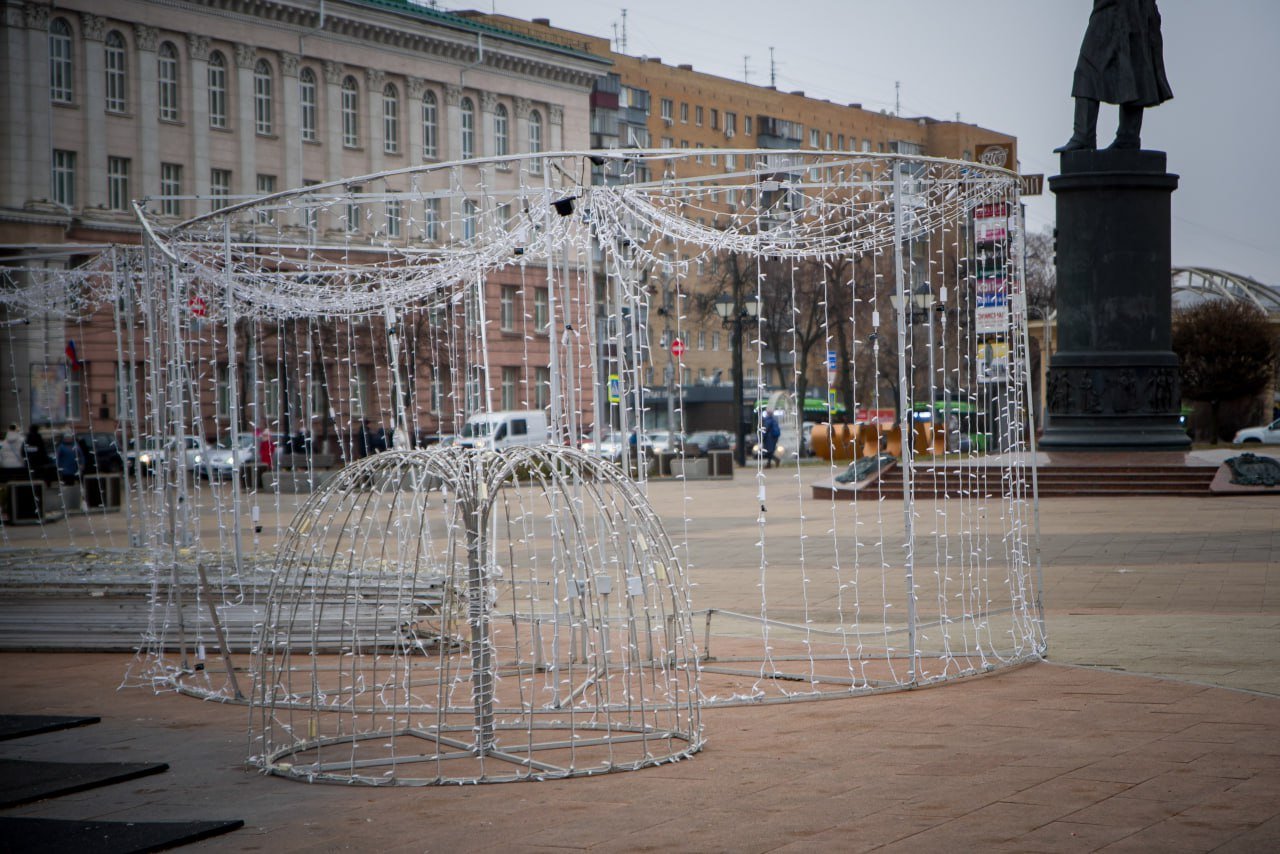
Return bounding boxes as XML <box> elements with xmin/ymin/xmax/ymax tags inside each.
<box><xmin>128</xmin><ymin>436</ymin><xmax>208</xmax><ymax>475</ymax></box>
<box><xmin>201</xmin><ymin>434</ymin><xmax>259</xmax><ymax>479</ymax></box>
<box><xmin>581</xmin><ymin>431</ymin><xmax>653</xmax><ymax>462</ymax></box>
<box><xmin>646</xmin><ymin>431</ymin><xmax>686</xmax><ymax>454</ymax></box>
<box><xmin>1233</xmin><ymin>418</ymin><xmax>1280</xmax><ymax>444</ymax></box>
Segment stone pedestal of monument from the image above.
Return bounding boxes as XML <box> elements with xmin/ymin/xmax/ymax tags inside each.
<box><xmin>1039</xmin><ymin>149</ymin><xmax>1190</xmax><ymax>450</ymax></box>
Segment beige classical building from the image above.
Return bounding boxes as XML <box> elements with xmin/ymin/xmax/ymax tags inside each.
<box><xmin>0</xmin><ymin>0</ymin><xmax>607</xmax><ymax>443</ymax></box>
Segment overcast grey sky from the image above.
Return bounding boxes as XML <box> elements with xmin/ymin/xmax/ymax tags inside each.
<box><xmin>446</xmin><ymin>0</ymin><xmax>1280</xmax><ymax>285</ymax></box>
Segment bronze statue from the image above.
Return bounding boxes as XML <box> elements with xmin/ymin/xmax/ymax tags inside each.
<box><xmin>1056</xmin><ymin>0</ymin><xmax>1173</xmax><ymax>152</ymax></box>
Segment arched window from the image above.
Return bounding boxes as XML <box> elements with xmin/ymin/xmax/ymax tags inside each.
<box><xmin>528</xmin><ymin>109</ymin><xmax>543</xmax><ymax>173</ymax></box>
<box><xmin>341</xmin><ymin>76</ymin><xmax>359</xmax><ymax>147</ymax></box>
<box><xmin>299</xmin><ymin>68</ymin><xmax>317</xmax><ymax>142</ymax></box>
<box><xmin>104</xmin><ymin>31</ymin><xmax>127</xmax><ymax>112</ymax></box>
<box><xmin>49</xmin><ymin>18</ymin><xmax>73</xmax><ymax>103</ymax></box>
<box><xmin>382</xmin><ymin>83</ymin><xmax>399</xmax><ymax>154</ymax></box>
<box><xmin>157</xmin><ymin>42</ymin><xmax>179</xmax><ymax>121</ymax></box>
<box><xmin>207</xmin><ymin>50</ymin><xmax>227</xmax><ymax>128</ymax></box>
<box><xmin>460</xmin><ymin>97</ymin><xmax>475</xmax><ymax>159</ymax></box>
<box><xmin>494</xmin><ymin>103</ymin><xmax>509</xmax><ymax>157</ymax></box>
<box><xmin>421</xmin><ymin>90</ymin><xmax>438</xmax><ymax>159</ymax></box>
<box><xmin>253</xmin><ymin>59</ymin><xmax>273</xmax><ymax>134</ymax></box>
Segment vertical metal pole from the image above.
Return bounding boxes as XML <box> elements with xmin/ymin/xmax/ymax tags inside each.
<box><xmin>732</xmin><ymin>316</ymin><xmax>745</xmax><ymax>467</ymax></box>
<box><xmin>109</xmin><ymin>249</ymin><xmax>134</xmax><ymax>543</ymax></box>
<box><xmin>224</xmin><ymin>221</ymin><xmax>243</xmax><ymax>576</ymax></box>
<box><xmin>465</xmin><ymin>491</ymin><xmax>494</xmax><ymax>753</ymax></box>
<box><xmin>892</xmin><ymin>160</ymin><xmax>918</xmax><ymax>681</ymax></box>
<box><xmin>542</xmin><ymin>170</ymin><xmax>563</xmax><ymax>441</ymax></box>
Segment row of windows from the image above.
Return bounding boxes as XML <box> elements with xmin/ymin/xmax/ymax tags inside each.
<box><xmin>656</xmin><ymin>95</ymin><xmax>889</xmax><ymax>154</ymax></box>
<box><xmin>54</xmin><ymin>151</ymin><xmax>486</xmax><ymax>241</ymax></box>
<box><xmin>48</xmin><ymin>17</ymin><xmax>547</xmax><ymax>160</ymax></box>
<box><xmin>498</xmin><ymin>286</ymin><xmax>551</xmax><ymax>334</ymax></box>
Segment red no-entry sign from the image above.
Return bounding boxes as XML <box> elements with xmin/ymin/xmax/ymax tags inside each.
<box><xmin>670</xmin><ymin>338</ymin><xmax>685</xmax><ymax>357</ymax></box>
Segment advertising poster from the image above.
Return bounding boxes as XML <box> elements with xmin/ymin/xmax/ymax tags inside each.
<box><xmin>975</xmin><ymin>276</ymin><xmax>1008</xmax><ymax>334</ymax></box>
<box><xmin>977</xmin><ymin>340</ymin><xmax>1009</xmax><ymax>384</ymax></box>
<box><xmin>30</xmin><ymin>364</ymin><xmax>67</xmax><ymax>424</ymax></box>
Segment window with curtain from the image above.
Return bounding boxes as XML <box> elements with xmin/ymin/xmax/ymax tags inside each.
<box><xmin>382</xmin><ymin>83</ymin><xmax>399</xmax><ymax>154</ymax></box>
<box><xmin>253</xmin><ymin>59</ymin><xmax>273</xmax><ymax>134</ymax></box>
<box><xmin>49</xmin><ymin>18</ymin><xmax>73</xmax><ymax>103</ymax></box>
<box><xmin>341</xmin><ymin>77</ymin><xmax>359</xmax><ymax>147</ymax></box>
<box><xmin>422</xmin><ymin>90</ymin><xmax>438</xmax><ymax>158</ymax></box>
<box><xmin>299</xmin><ymin>68</ymin><xmax>317</xmax><ymax>141</ymax></box>
<box><xmin>208</xmin><ymin>51</ymin><xmax>227</xmax><ymax>128</ymax></box>
<box><xmin>494</xmin><ymin>103</ymin><xmax>509</xmax><ymax>156</ymax></box>
<box><xmin>528</xmin><ymin>109</ymin><xmax>542</xmax><ymax>173</ymax></box>
<box><xmin>460</xmin><ymin>97</ymin><xmax>475</xmax><ymax>159</ymax></box>
<box><xmin>105</xmin><ymin>31</ymin><xmax>127</xmax><ymax>112</ymax></box>
<box><xmin>158</xmin><ymin>42</ymin><xmax>180</xmax><ymax>121</ymax></box>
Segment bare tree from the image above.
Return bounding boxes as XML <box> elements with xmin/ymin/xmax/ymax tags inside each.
<box><xmin>1173</xmin><ymin>299</ymin><xmax>1279</xmax><ymax>442</ymax></box>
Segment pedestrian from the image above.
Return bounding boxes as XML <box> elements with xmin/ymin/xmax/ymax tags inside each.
<box><xmin>761</xmin><ymin>410</ymin><xmax>781</xmax><ymax>468</ymax></box>
<box><xmin>24</xmin><ymin>426</ymin><xmax>50</xmax><ymax>481</ymax></box>
<box><xmin>256</xmin><ymin>427</ymin><xmax>275</xmax><ymax>468</ymax></box>
<box><xmin>55</xmin><ymin>433</ymin><xmax>85</xmax><ymax>485</ymax></box>
<box><xmin>0</xmin><ymin>424</ymin><xmax>22</xmax><ymax>470</ymax></box>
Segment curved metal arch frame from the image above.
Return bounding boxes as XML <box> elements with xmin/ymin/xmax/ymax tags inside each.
<box><xmin>249</xmin><ymin>444</ymin><xmax>703</xmax><ymax>786</ymax></box>
<box><xmin>1171</xmin><ymin>266</ymin><xmax>1280</xmax><ymax>314</ymax></box>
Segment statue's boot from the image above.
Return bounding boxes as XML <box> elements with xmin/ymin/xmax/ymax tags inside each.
<box><xmin>1054</xmin><ymin>98</ymin><xmax>1098</xmax><ymax>152</ymax></box>
<box><xmin>1107</xmin><ymin>104</ymin><xmax>1143</xmax><ymax>149</ymax></box>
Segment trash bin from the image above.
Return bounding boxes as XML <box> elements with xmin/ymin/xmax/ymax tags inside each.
<box><xmin>6</xmin><ymin>481</ymin><xmax>43</xmax><ymax>523</ymax></box>
<box><xmin>82</xmin><ymin>473</ymin><xmax>123</xmax><ymax>510</ymax></box>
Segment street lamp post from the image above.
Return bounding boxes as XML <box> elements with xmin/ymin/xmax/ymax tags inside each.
<box><xmin>714</xmin><ymin>291</ymin><xmax>760</xmax><ymax>467</ymax></box>
<box><xmin>890</xmin><ymin>282</ymin><xmax>940</xmax><ymax>426</ymax></box>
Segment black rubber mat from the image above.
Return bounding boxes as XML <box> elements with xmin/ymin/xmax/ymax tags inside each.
<box><xmin>0</xmin><ymin>816</ymin><xmax>244</xmax><ymax>853</ymax></box>
<box><xmin>0</xmin><ymin>759</ymin><xmax>168</xmax><ymax>808</ymax></box>
<box><xmin>0</xmin><ymin>714</ymin><xmax>100</xmax><ymax>741</ymax></box>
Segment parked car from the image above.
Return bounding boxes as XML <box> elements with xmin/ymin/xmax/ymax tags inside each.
<box><xmin>1233</xmin><ymin>418</ymin><xmax>1280</xmax><ymax>444</ymax></box>
<box><xmin>127</xmin><ymin>436</ymin><xmax>208</xmax><ymax>475</ymax></box>
<box><xmin>582</xmin><ymin>431</ymin><xmax>654</xmax><ymax>462</ymax></box>
<box><xmin>686</xmin><ymin>430</ymin><xmax>732</xmax><ymax>457</ymax></box>
<box><xmin>645</xmin><ymin>430</ymin><xmax>687</xmax><ymax>454</ymax></box>
<box><xmin>75</xmin><ymin>432</ymin><xmax>124</xmax><ymax>474</ymax></box>
<box><xmin>201</xmin><ymin>434</ymin><xmax>258</xmax><ymax>480</ymax></box>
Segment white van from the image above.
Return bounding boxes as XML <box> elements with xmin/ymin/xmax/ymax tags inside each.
<box><xmin>456</xmin><ymin>410</ymin><xmax>550</xmax><ymax>451</ymax></box>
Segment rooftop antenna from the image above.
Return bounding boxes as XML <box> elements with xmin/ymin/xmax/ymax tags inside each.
<box><xmin>620</xmin><ymin>8</ymin><xmax>628</xmax><ymax>55</ymax></box>
<box><xmin>895</xmin><ymin>80</ymin><xmax>901</xmax><ymax>116</ymax></box>
<box><xmin>743</xmin><ymin>55</ymin><xmax>750</xmax><ymax>83</ymax></box>
<box><xmin>769</xmin><ymin>47</ymin><xmax>776</xmax><ymax>88</ymax></box>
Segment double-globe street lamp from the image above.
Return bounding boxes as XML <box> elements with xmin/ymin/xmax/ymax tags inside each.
<box><xmin>714</xmin><ymin>291</ymin><xmax>760</xmax><ymax>467</ymax></box>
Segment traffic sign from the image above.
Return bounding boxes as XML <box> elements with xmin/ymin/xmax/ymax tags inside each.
<box><xmin>670</xmin><ymin>338</ymin><xmax>685</xmax><ymax>357</ymax></box>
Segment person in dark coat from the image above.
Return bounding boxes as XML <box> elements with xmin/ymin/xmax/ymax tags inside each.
<box><xmin>1056</xmin><ymin>0</ymin><xmax>1172</xmax><ymax>152</ymax></box>
<box><xmin>55</xmin><ymin>433</ymin><xmax>85</xmax><ymax>485</ymax></box>
<box><xmin>760</xmin><ymin>410</ymin><xmax>781</xmax><ymax>468</ymax></box>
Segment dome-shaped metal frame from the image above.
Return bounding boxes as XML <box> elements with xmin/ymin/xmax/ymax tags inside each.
<box><xmin>249</xmin><ymin>445</ymin><xmax>702</xmax><ymax>785</ymax></box>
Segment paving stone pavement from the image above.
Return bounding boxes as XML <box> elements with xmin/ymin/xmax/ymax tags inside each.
<box><xmin>1</xmin><ymin>467</ymin><xmax>1278</xmax><ymax>851</ymax></box>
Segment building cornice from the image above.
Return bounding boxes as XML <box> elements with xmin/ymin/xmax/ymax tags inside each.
<box><xmin>169</xmin><ymin>0</ymin><xmax>607</xmax><ymax>90</ymax></box>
